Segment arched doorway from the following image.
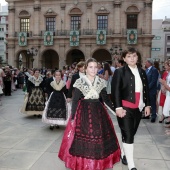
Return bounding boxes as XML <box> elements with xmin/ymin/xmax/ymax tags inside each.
<box><xmin>66</xmin><ymin>49</ymin><xmax>85</xmax><ymax>65</ymax></box>
<box><xmin>42</xmin><ymin>49</ymin><xmax>59</xmax><ymax>69</ymax></box>
<box><xmin>92</xmin><ymin>49</ymin><xmax>111</xmax><ymax>63</ymax></box>
<box><xmin>16</xmin><ymin>50</ymin><xmax>30</xmax><ymax>68</ymax></box>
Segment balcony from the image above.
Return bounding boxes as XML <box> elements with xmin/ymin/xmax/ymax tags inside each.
<box><xmin>122</xmin><ymin>28</ymin><xmax>143</xmax><ymax>35</ymax></box>
<box><xmin>40</xmin><ymin>29</ymin><xmax>115</xmax><ymax>36</ymax></box>
<box><xmin>14</xmin><ymin>31</ymin><xmax>33</xmax><ymax>37</ymax></box>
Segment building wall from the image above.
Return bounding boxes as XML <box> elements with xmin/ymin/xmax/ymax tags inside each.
<box><xmin>0</xmin><ymin>6</ymin><xmax>8</xmax><ymax>64</ymax></box>
<box><xmin>6</xmin><ymin>0</ymin><xmax>153</xmax><ymax>69</ymax></box>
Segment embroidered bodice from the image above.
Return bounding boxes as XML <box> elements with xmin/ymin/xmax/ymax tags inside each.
<box><xmin>73</xmin><ymin>75</ymin><xmax>106</xmax><ymax>99</ymax></box>
<box><xmin>28</xmin><ymin>75</ymin><xmax>43</xmax><ymax>86</ymax></box>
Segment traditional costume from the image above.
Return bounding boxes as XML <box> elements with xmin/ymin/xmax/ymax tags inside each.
<box><xmin>42</xmin><ymin>80</ymin><xmax>70</xmax><ymax>126</ymax></box>
<box><xmin>111</xmin><ymin>65</ymin><xmax>150</xmax><ymax>170</ymax></box>
<box><xmin>20</xmin><ymin>75</ymin><xmax>45</xmax><ymax>115</ymax></box>
<box><xmin>59</xmin><ymin>75</ymin><xmax>120</xmax><ymax>170</ymax></box>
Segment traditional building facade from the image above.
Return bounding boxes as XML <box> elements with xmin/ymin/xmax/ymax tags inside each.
<box><xmin>6</xmin><ymin>0</ymin><xmax>153</xmax><ymax>69</ymax></box>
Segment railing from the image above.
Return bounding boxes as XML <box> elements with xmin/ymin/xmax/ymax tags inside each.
<box><xmin>122</xmin><ymin>28</ymin><xmax>143</xmax><ymax>35</ymax></box>
<box><xmin>40</xmin><ymin>29</ymin><xmax>115</xmax><ymax>36</ymax></box>
<box><xmin>14</xmin><ymin>31</ymin><xmax>33</xmax><ymax>37</ymax></box>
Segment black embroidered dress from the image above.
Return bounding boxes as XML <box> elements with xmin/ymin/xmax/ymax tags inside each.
<box><xmin>58</xmin><ymin>75</ymin><xmax>120</xmax><ymax>170</ymax></box>
<box><xmin>20</xmin><ymin>75</ymin><xmax>45</xmax><ymax>115</ymax></box>
<box><xmin>42</xmin><ymin>80</ymin><xmax>69</xmax><ymax>125</ymax></box>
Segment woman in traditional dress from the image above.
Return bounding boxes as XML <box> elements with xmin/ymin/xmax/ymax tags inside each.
<box><xmin>58</xmin><ymin>58</ymin><xmax>120</xmax><ymax>170</ymax></box>
<box><xmin>158</xmin><ymin>61</ymin><xmax>168</xmax><ymax>123</ymax></box>
<box><xmin>42</xmin><ymin>70</ymin><xmax>69</xmax><ymax>130</ymax></box>
<box><xmin>20</xmin><ymin>68</ymin><xmax>45</xmax><ymax>117</ymax></box>
<box><xmin>159</xmin><ymin>60</ymin><xmax>170</xmax><ymax>134</ymax></box>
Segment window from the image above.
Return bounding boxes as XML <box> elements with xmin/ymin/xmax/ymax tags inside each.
<box><xmin>0</xmin><ymin>28</ymin><xmax>4</xmax><ymax>31</ymax></box>
<box><xmin>46</xmin><ymin>17</ymin><xmax>56</xmax><ymax>31</ymax></box>
<box><xmin>167</xmin><ymin>48</ymin><xmax>170</xmax><ymax>52</ymax></box>
<box><xmin>153</xmin><ymin>36</ymin><xmax>161</xmax><ymax>40</ymax></box>
<box><xmin>127</xmin><ymin>14</ymin><xmax>137</xmax><ymax>29</ymax></box>
<box><xmin>20</xmin><ymin>18</ymin><xmax>29</xmax><ymax>32</ymax></box>
<box><xmin>0</xmin><ymin>37</ymin><xmax>4</xmax><ymax>40</ymax></box>
<box><xmin>71</xmin><ymin>16</ymin><xmax>81</xmax><ymax>30</ymax></box>
<box><xmin>167</xmin><ymin>36</ymin><xmax>170</xmax><ymax>41</ymax></box>
<box><xmin>151</xmin><ymin>48</ymin><xmax>161</xmax><ymax>51</ymax></box>
<box><xmin>97</xmin><ymin>15</ymin><xmax>108</xmax><ymax>30</ymax></box>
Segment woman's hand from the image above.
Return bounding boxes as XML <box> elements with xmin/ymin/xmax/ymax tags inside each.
<box><xmin>116</xmin><ymin>108</ymin><xmax>126</xmax><ymax>118</ymax></box>
<box><xmin>159</xmin><ymin>78</ymin><xmax>166</xmax><ymax>85</ymax></box>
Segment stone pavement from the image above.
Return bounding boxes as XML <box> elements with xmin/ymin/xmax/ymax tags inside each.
<box><xmin>0</xmin><ymin>89</ymin><xmax>170</xmax><ymax>170</ymax></box>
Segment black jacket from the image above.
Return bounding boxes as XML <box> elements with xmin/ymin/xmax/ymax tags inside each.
<box><xmin>67</xmin><ymin>73</ymin><xmax>80</xmax><ymax>98</ymax></box>
<box><xmin>111</xmin><ymin>65</ymin><xmax>150</xmax><ymax>109</ymax></box>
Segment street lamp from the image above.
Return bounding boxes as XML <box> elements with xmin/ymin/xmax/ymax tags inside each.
<box><xmin>27</xmin><ymin>47</ymin><xmax>38</xmax><ymax>68</ymax></box>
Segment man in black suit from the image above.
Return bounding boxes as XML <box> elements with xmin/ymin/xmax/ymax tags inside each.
<box><xmin>144</xmin><ymin>58</ymin><xmax>159</xmax><ymax>123</ymax></box>
<box><xmin>67</xmin><ymin>61</ymin><xmax>85</xmax><ymax>102</ymax></box>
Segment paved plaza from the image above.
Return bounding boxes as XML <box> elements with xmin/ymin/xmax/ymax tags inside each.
<box><xmin>0</xmin><ymin>90</ymin><xmax>170</xmax><ymax>170</ymax></box>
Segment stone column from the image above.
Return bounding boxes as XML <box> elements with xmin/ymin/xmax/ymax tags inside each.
<box><xmin>113</xmin><ymin>1</ymin><xmax>121</xmax><ymax>34</ymax></box>
<box><xmin>8</xmin><ymin>2</ymin><xmax>15</xmax><ymax>37</ymax></box>
<box><xmin>144</xmin><ymin>1</ymin><xmax>152</xmax><ymax>34</ymax></box>
<box><xmin>8</xmin><ymin>45</ymin><xmax>15</xmax><ymax>66</ymax></box>
<box><xmin>59</xmin><ymin>44</ymin><xmax>66</xmax><ymax>69</ymax></box>
<box><xmin>33</xmin><ymin>0</ymin><xmax>41</xmax><ymax>36</ymax></box>
<box><xmin>85</xmin><ymin>45</ymin><xmax>91</xmax><ymax>59</ymax></box>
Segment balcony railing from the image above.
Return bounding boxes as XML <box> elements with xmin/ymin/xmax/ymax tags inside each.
<box><xmin>12</xmin><ymin>28</ymin><xmax>146</xmax><ymax>38</ymax></box>
<box><xmin>122</xmin><ymin>28</ymin><xmax>143</xmax><ymax>35</ymax></box>
<box><xmin>40</xmin><ymin>29</ymin><xmax>115</xmax><ymax>36</ymax></box>
<box><xmin>14</xmin><ymin>31</ymin><xmax>33</xmax><ymax>37</ymax></box>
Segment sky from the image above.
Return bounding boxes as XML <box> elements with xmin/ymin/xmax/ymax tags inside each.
<box><xmin>0</xmin><ymin>0</ymin><xmax>170</xmax><ymax>19</ymax></box>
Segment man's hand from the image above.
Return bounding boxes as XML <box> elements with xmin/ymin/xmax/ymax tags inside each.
<box><xmin>116</xmin><ymin>108</ymin><xmax>126</xmax><ymax>118</ymax></box>
<box><xmin>66</xmin><ymin>98</ymin><xmax>72</xmax><ymax>103</ymax></box>
<box><xmin>144</xmin><ymin>106</ymin><xmax>150</xmax><ymax>117</ymax></box>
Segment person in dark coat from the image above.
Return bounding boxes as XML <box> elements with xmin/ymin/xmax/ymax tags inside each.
<box><xmin>66</xmin><ymin>61</ymin><xmax>85</xmax><ymax>102</ymax></box>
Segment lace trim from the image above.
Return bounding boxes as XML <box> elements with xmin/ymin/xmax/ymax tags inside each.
<box><xmin>28</xmin><ymin>76</ymin><xmax>43</xmax><ymax>86</ymax></box>
<box><xmin>50</xmin><ymin>80</ymin><xmax>65</xmax><ymax>91</ymax></box>
<box><xmin>73</xmin><ymin>75</ymin><xmax>106</xmax><ymax>99</ymax></box>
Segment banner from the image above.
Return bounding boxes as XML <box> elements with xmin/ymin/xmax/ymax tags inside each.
<box><xmin>44</xmin><ymin>31</ymin><xmax>53</xmax><ymax>46</ymax></box>
<box><xmin>96</xmin><ymin>30</ymin><xmax>106</xmax><ymax>45</ymax></box>
<box><xmin>127</xmin><ymin>29</ymin><xmax>137</xmax><ymax>44</ymax></box>
<box><xmin>70</xmin><ymin>31</ymin><xmax>79</xmax><ymax>46</ymax></box>
<box><xmin>18</xmin><ymin>32</ymin><xmax>27</xmax><ymax>46</ymax></box>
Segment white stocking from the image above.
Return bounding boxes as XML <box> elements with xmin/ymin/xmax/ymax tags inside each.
<box><xmin>123</xmin><ymin>143</ymin><xmax>135</xmax><ymax>170</ymax></box>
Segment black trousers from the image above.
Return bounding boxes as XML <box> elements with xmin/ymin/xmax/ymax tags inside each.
<box><xmin>4</xmin><ymin>81</ymin><xmax>11</xmax><ymax>95</ymax></box>
<box><xmin>117</xmin><ymin>107</ymin><xmax>142</xmax><ymax>144</ymax></box>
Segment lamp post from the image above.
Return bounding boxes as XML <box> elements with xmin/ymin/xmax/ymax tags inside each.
<box><xmin>27</xmin><ymin>47</ymin><xmax>38</xmax><ymax>68</ymax></box>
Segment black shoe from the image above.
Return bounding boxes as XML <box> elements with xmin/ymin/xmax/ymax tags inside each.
<box><xmin>165</xmin><ymin>121</ymin><xmax>170</xmax><ymax>125</ymax></box>
<box><xmin>159</xmin><ymin>117</ymin><xmax>165</xmax><ymax>123</ymax></box>
<box><xmin>121</xmin><ymin>155</ymin><xmax>128</xmax><ymax>165</ymax></box>
<box><xmin>55</xmin><ymin>125</ymin><xmax>60</xmax><ymax>129</ymax></box>
<box><xmin>142</xmin><ymin>116</ymin><xmax>150</xmax><ymax>119</ymax></box>
<box><xmin>37</xmin><ymin>115</ymin><xmax>42</xmax><ymax>118</ymax></box>
<box><xmin>50</xmin><ymin>125</ymin><xmax>54</xmax><ymax>130</ymax></box>
<box><xmin>151</xmin><ymin>118</ymin><xmax>156</xmax><ymax>123</ymax></box>
<box><xmin>131</xmin><ymin>168</ymin><xmax>137</xmax><ymax>170</ymax></box>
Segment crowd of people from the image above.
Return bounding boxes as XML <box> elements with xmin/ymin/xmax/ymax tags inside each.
<box><xmin>0</xmin><ymin>47</ymin><xmax>170</xmax><ymax>170</ymax></box>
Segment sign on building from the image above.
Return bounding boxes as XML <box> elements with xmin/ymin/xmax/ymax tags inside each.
<box><xmin>70</xmin><ymin>31</ymin><xmax>79</xmax><ymax>46</ymax></box>
<box><xmin>18</xmin><ymin>32</ymin><xmax>27</xmax><ymax>46</ymax></box>
<box><xmin>127</xmin><ymin>29</ymin><xmax>137</xmax><ymax>44</ymax></box>
<box><xmin>44</xmin><ymin>31</ymin><xmax>53</xmax><ymax>46</ymax></box>
<box><xmin>96</xmin><ymin>30</ymin><xmax>106</xmax><ymax>45</ymax></box>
